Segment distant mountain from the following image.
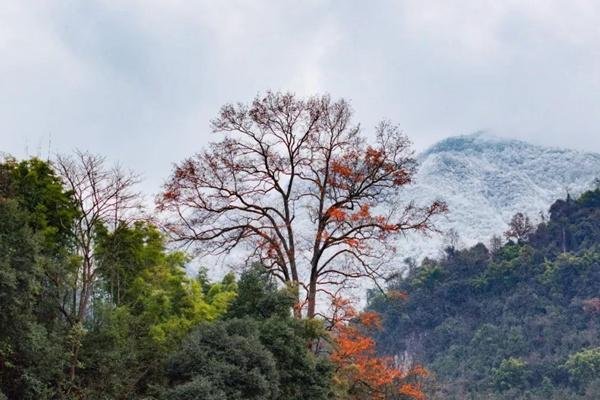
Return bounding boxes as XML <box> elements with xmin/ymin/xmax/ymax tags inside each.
<box><xmin>399</xmin><ymin>132</ymin><xmax>600</xmax><ymax>260</ymax></box>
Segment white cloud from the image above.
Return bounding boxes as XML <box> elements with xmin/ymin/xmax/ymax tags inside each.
<box><xmin>1</xmin><ymin>0</ymin><xmax>600</xmax><ymax>195</ymax></box>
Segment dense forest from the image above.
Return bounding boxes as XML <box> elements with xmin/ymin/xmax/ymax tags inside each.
<box><xmin>1</xmin><ymin>93</ymin><xmax>446</xmax><ymax>399</ymax></box>
<box><xmin>0</xmin><ymin>155</ymin><xmax>430</xmax><ymax>399</ymax></box>
<box><xmin>2</xmin><ymin>91</ymin><xmax>599</xmax><ymax>400</ymax></box>
<box><xmin>370</xmin><ymin>189</ymin><xmax>600</xmax><ymax>399</ymax></box>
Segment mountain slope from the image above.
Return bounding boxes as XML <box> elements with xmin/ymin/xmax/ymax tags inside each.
<box><xmin>400</xmin><ymin>133</ymin><xmax>600</xmax><ymax>259</ymax></box>
<box><xmin>370</xmin><ymin>189</ymin><xmax>600</xmax><ymax>399</ymax></box>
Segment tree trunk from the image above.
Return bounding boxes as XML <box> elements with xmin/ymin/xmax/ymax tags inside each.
<box><xmin>69</xmin><ymin>344</ymin><xmax>79</xmax><ymax>381</ymax></box>
<box><xmin>292</xmin><ymin>280</ymin><xmax>303</xmax><ymax>319</ymax></box>
<box><xmin>306</xmin><ymin>274</ymin><xmax>318</xmax><ymax>319</ymax></box>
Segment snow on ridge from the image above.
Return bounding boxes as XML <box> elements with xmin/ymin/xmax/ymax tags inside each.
<box><xmin>396</xmin><ymin>133</ymin><xmax>600</xmax><ymax>263</ymax></box>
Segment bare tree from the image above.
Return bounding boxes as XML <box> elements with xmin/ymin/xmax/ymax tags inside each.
<box><xmin>444</xmin><ymin>228</ymin><xmax>462</xmax><ymax>251</ymax></box>
<box><xmin>158</xmin><ymin>92</ymin><xmax>446</xmax><ymax>318</ymax></box>
<box><xmin>489</xmin><ymin>234</ymin><xmax>503</xmax><ymax>256</ymax></box>
<box><xmin>55</xmin><ymin>151</ymin><xmax>140</xmax><ymax>380</ymax></box>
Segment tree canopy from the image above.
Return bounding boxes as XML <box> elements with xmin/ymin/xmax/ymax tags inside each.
<box><xmin>370</xmin><ymin>189</ymin><xmax>600</xmax><ymax>399</ymax></box>
<box><xmin>158</xmin><ymin>91</ymin><xmax>446</xmax><ymax>318</ymax></box>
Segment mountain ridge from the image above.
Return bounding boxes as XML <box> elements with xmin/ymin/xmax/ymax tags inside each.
<box><xmin>399</xmin><ymin>133</ymin><xmax>600</xmax><ymax>260</ymax></box>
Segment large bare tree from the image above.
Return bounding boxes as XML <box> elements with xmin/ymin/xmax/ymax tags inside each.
<box><xmin>158</xmin><ymin>92</ymin><xmax>446</xmax><ymax>318</ymax></box>
<box><xmin>55</xmin><ymin>150</ymin><xmax>140</xmax><ymax>380</ymax></box>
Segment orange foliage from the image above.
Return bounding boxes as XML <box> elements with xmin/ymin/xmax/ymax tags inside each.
<box><xmin>331</xmin><ymin>160</ymin><xmax>354</xmax><ymax>178</ymax></box>
<box><xmin>351</xmin><ymin>204</ymin><xmax>371</xmax><ymax>221</ymax></box>
<box><xmin>343</xmin><ymin>238</ymin><xmax>361</xmax><ymax>248</ymax></box>
<box><xmin>365</xmin><ymin>147</ymin><xmax>384</xmax><ymax>165</ymax></box>
<box><xmin>388</xmin><ymin>290</ymin><xmax>409</xmax><ymax>301</ymax></box>
<box><xmin>358</xmin><ymin>311</ymin><xmax>382</xmax><ymax>329</ymax></box>
<box><xmin>393</xmin><ymin>169</ymin><xmax>411</xmax><ymax>185</ymax></box>
<box><xmin>375</xmin><ymin>215</ymin><xmax>399</xmax><ymax>232</ymax></box>
<box><xmin>328</xmin><ymin>207</ymin><xmax>348</xmax><ymax>221</ymax></box>
<box><xmin>399</xmin><ymin>384</ymin><xmax>427</xmax><ymax>400</ymax></box>
<box><xmin>330</xmin><ymin>298</ymin><xmax>428</xmax><ymax>400</ymax></box>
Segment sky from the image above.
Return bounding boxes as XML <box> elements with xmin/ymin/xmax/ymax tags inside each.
<box><xmin>2</xmin><ymin>0</ymin><xmax>600</xmax><ymax>196</ymax></box>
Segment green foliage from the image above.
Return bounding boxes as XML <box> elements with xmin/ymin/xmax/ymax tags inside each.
<box><xmin>577</xmin><ymin>188</ymin><xmax>600</xmax><ymax>208</ymax></box>
<box><xmin>226</xmin><ymin>264</ymin><xmax>295</xmax><ymax>320</ymax></box>
<box><xmin>492</xmin><ymin>357</ymin><xmax>529</xmax><ymax>391</ymax></box>
<box><xmin>164</xmin><ymin>319</ymin><xmax>281</xmax><ymax>400</ymax></box>
<box><xmin>564</xmin><ymin>347</ymin><xmax>600</xmax><ymax>389</ymax></box>
<box><xmin>0</xmin><ymin>158</ymin><xmax>78</xmax><ymax>399</ymax></box>
<box><xmin>371</xmin><ymin>189</ymin><xmax>600</xmax><ymax>399</ymax></box>
<box><xmin>0</xmin><ymin>158</ymin><xmax>77</xmax><ymax>398</ymax></box>
<box><xmin>257</xmin><ymin>317</ymin><xmax>332</xmax><ymax>400</ymax></box>
<box><xmin>0</xmin><ymin>156</ymin><xmax>339</xmax><ymax>399</ymax></box>
<box><xmin>164</xmin><ymin>266</ymin><xmax>333</xmax><ymax>400</ymax></box>
<box><xmin>0</xmin><ymin>198</ymin><xmax>67</xmax><ymax>399</ymax></box>
<box><xmin>97</xmin><ymin>223</ymin><xmax>237</xmax><ymax>333</ymax></box>
<box><xmin>78</xmin><ymin>222</ymin><xmax>237</xmax><ymax>398</ymax></box>
<box><xmin>0</xmin><ymin>156</ymin><xmax>238</xmax><ymax>398</ymax></box>
<box><xmin>0</xmin><ymin>157</ymin><xmax>76</xmax><ymax>251</ymax></box>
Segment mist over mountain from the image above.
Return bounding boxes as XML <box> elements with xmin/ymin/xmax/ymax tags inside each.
<box><xmin>399</xmin><ymin>132</ymin><xmax>600</xmax><ymax>260</ymax></box>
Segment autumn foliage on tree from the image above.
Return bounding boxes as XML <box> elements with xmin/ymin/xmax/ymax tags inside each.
<box><xmin>329</xmin><ymin>297</ymin><xmax>427</xmax><ymax>400</ymax></box>
<box><xmin>504</xmin><ymin>212</ymin><xmax>534</xmax><ymax>243</ymax></box>
<box><xmin>158</xmin><ymin>92</ymin><xmax>446</xmax><ymax>318</ymax></box>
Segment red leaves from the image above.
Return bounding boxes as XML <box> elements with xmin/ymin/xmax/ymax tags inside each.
<box><xmin>330</xmin><ymin>297</ymin><xmax>428</xmax><ymax>400</ymax></box>
<box><xmin>328</xmin><ymin>207</ymin><xmax>348</xmax><ymax>221</ymax></box>
<box><xmin>399</xmin><ymin>383</ymin><xmax>428</xmax><ymax>400</ymax></box>
<box><xmin>343</xmin><ymin>238</ymin><xmax>361</xmax><ymax>248</ymax></box>
<box><xmin>174</xmin><ymin>160</ymin><xmax>198</xmax><ymax>180</ymax></box>
<box><xmin>256</xmin><ymin>237</ymin><xmax>280</xmax><ymax>259</ymax></box>
<box><xmin>365</xmin><ymin>147</ymin><xmax>385</xmax><ymax>168</ymax></box>
<box><xmin>375</xmin><ymin>215</ymin><xmax>399</xmax><ymax>233</ymax></box>
<box><xmin>331</xmin><ymin>160</ymin><xmax>354</xmax><ymax>178</ymax></box>
<box><xmin>358</xmin><ymin>311</ymin><xmax>382</xmax><ymax>329</ymax></box>
<box><xmin>393</xmin><ymin>169</ymin><xmax>411</xmax><ymax>185</ymax></box>
<box><xmin>351</xmin><ymin>204</ymin><xmax>371</xmax><ymax>221</ymax></box>
<box><xmin>160</xmin><ymin>190</ymin><xmax>180</xmax><ymax>206</ymax></box>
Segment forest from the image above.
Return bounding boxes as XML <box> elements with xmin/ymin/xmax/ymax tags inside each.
<box><xmin>0</xmin><ymin>93</ymin><xmax>436</xmax><ymax>400</ymax></box>
<box><xmin>0</xmin><ymin>154</ymin><xmax>429</xmax><ymax>400</ymax></box>
<box><xmin>370</xmin><ymin>189</ymin><xmax>600</xmax><ymax>399</ymax></box>
<box><xmin>1</xmin><ymin>92</ymin><xmax>599</xmax><ymax>400</ymax></box>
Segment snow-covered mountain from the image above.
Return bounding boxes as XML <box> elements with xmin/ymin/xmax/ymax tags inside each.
<box><xmin>398</xmin><ymin>132</ymin><xmax>600</xmax><ymax>260</ymax></box>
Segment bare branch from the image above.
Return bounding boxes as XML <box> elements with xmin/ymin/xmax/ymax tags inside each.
<box><xmin>157</xmin><ymin>92</ymin><xmax>447</xmax><ymax>318</ymax></box>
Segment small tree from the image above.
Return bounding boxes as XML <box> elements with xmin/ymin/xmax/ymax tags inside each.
<box><xmin>504</xmin><ymin>212</ymin><xmax>534</xmax><ymax>243</ymax></box>
<box><xmin>158</xmin><ymin>92</ymin><xmax>446</xmax><ymax>318</ymax></box>
<box><xmin>489</xmin><ymin>234</ymin><xmax>503</xmax><ymax>256</ymax></box>
<box><xmin>444</xmin><ymin>228</ymin><xmax>462</xmax><ymax>251</ymax></box>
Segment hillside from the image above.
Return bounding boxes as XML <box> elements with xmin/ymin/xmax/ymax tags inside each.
<box><xmin>399</xmin><ymin>133</ymin><xmax>600</xmax><ymax>259</ymax></box>
<box><xmin>370</xmin><ymin>189</ymin><xmax>600</xmax><ymax>399</ymax></box>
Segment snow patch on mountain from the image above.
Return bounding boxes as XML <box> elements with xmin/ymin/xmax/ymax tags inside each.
<box><xmin>397</xmin><ymin>132</ymin><xmax>600</xmax><ymax>261</ymax></box>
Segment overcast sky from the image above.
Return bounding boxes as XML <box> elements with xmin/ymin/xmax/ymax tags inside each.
<box><xmin>2</xmin><ymin>0</ymin><xmax>600</xmax><ymax>195</ymax></box>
